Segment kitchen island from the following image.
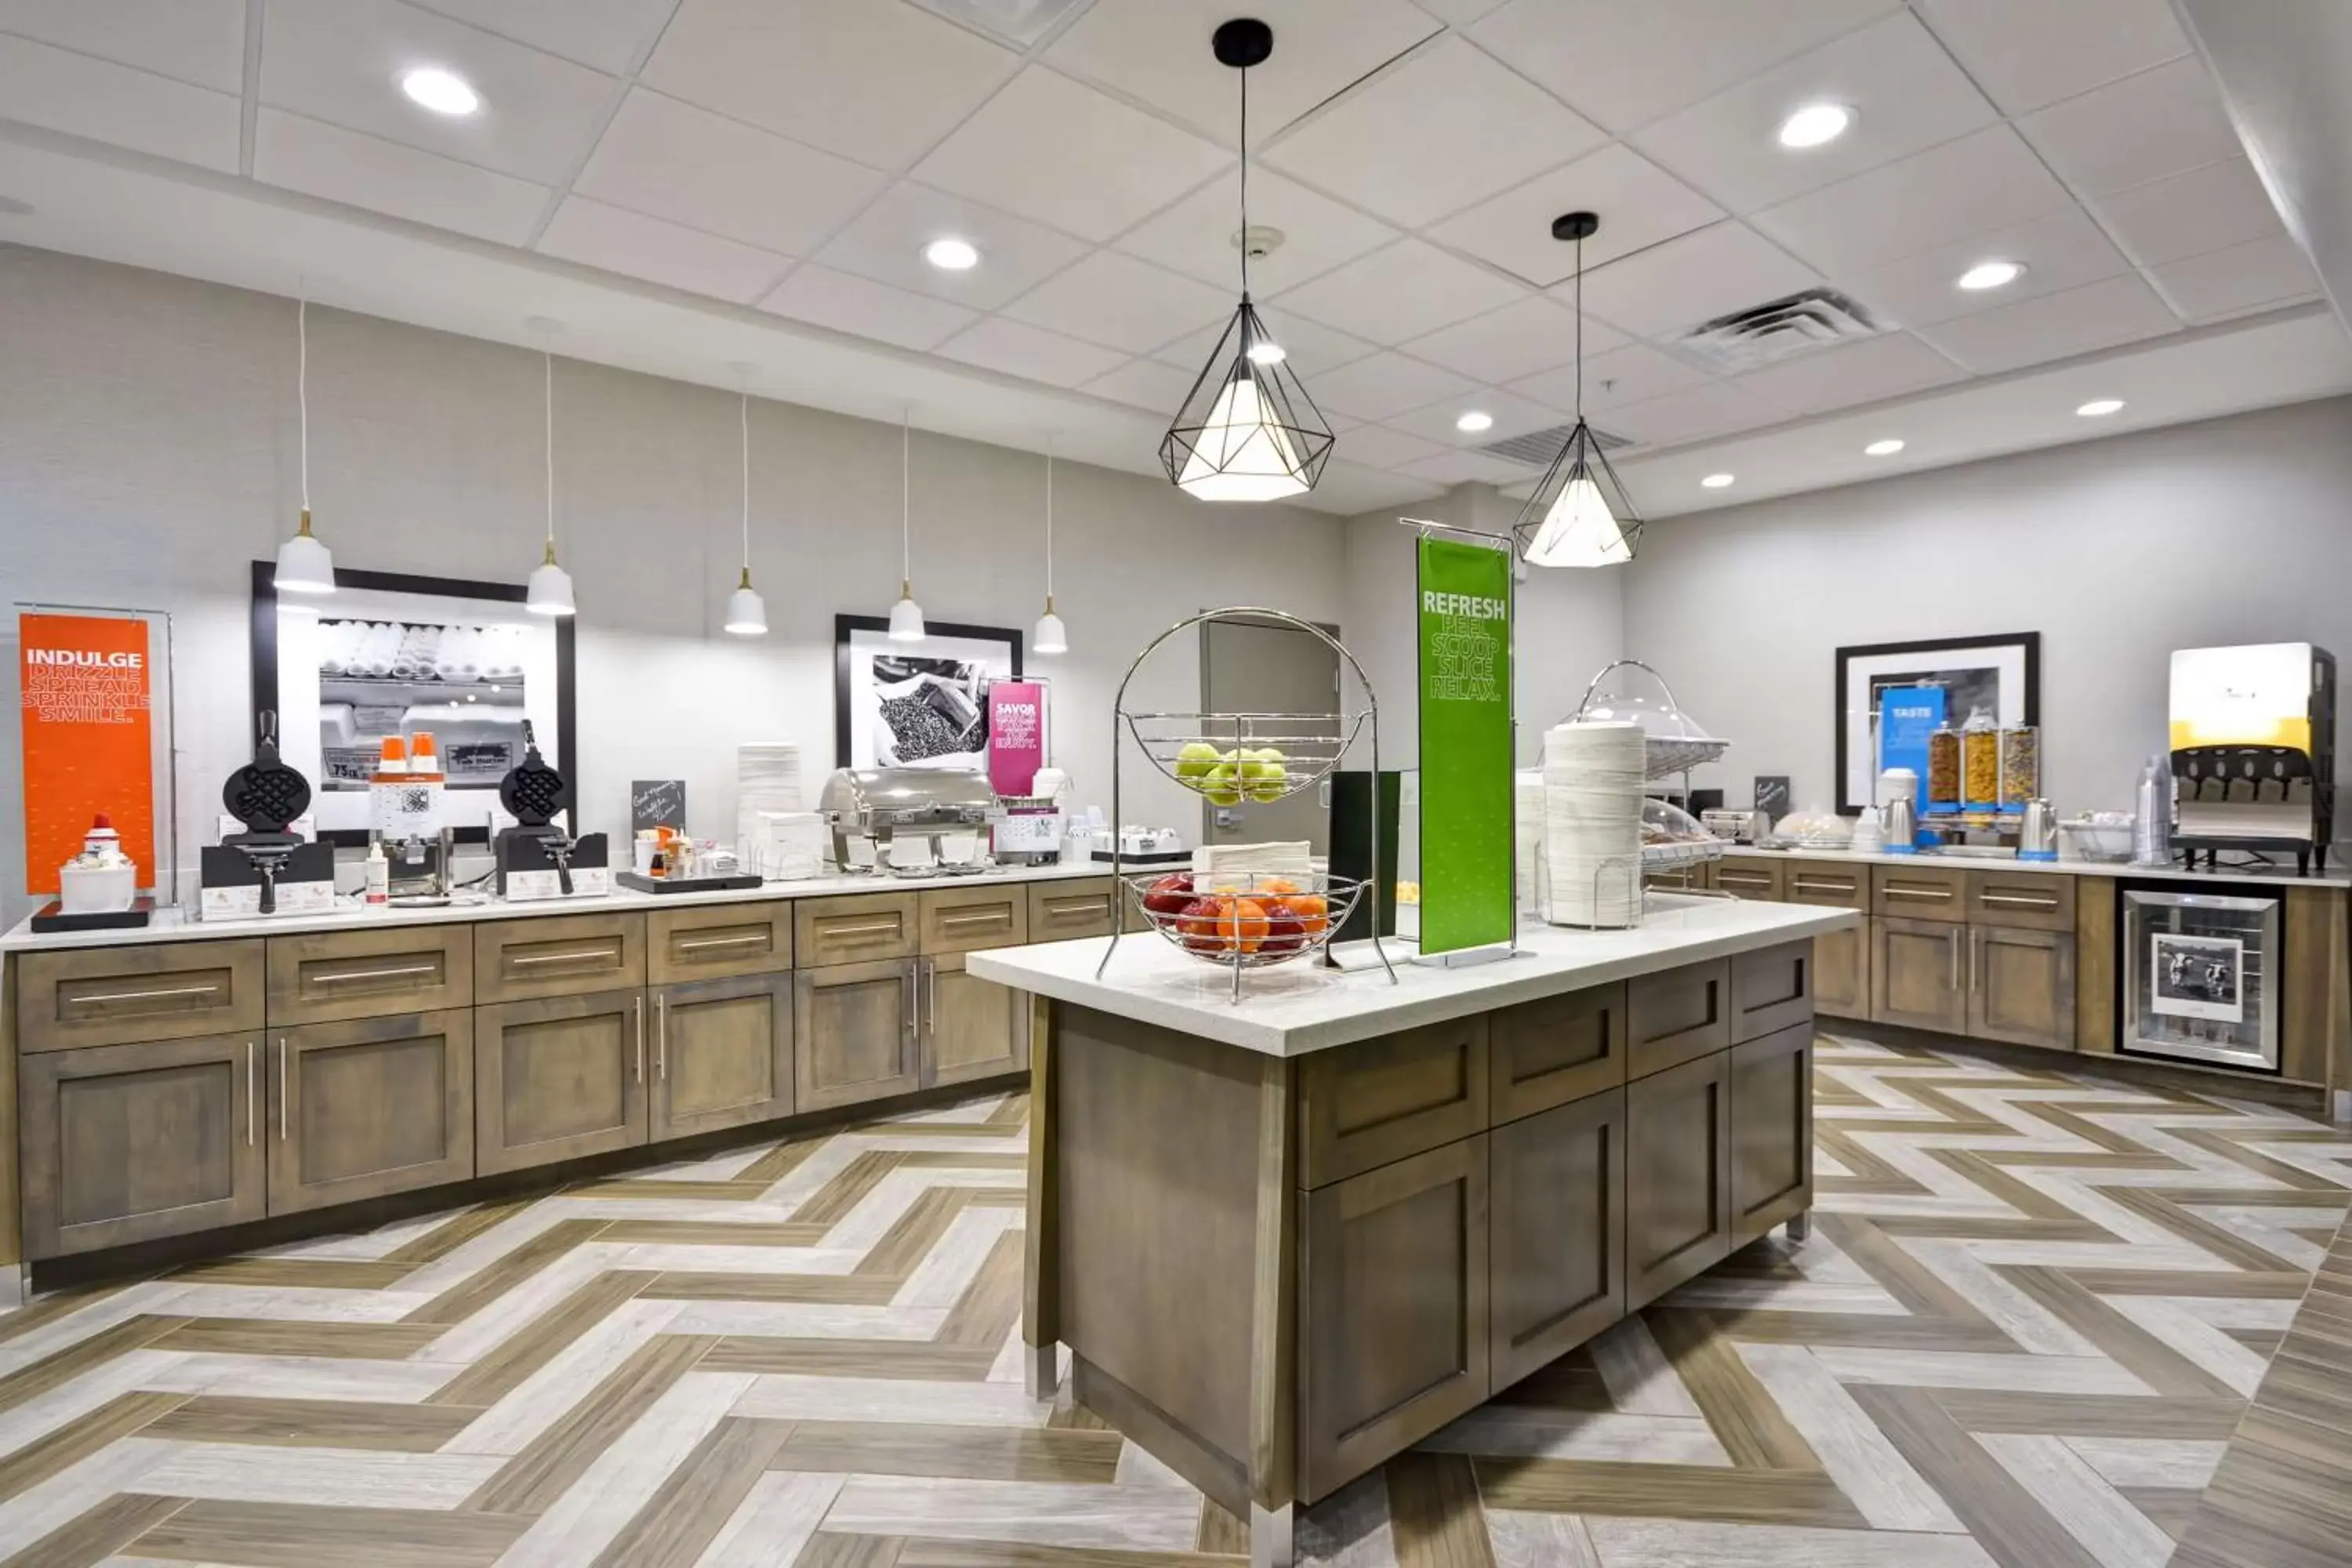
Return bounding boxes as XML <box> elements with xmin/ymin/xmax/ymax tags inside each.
<box><xmin>968</xmin><ymin>896</ymin><xmax>1856</xmax><ymax>1568</ymax></box>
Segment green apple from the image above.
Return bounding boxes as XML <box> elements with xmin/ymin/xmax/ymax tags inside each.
<box><xmin>1241</xmin><ymin>747</ymin><xmax>1287</xmax><ymax>802</ymax></box>
<box><xmin>1174</xmin><ymin>741</ymin><xmax>1221</xmax><ymax>783</ymax></box>
<box><xmin>1203</xmin><ymin>761</ymin><xmax>1244</xmax><ymax>808</ymax></box>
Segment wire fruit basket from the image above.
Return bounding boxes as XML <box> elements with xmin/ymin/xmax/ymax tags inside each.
<box><xmin>1125</xmin><ymin>869</ymin><xmax>1367</xmax><ymax>971</ymax></box>
<box><xmin>1123</xmin><ymin>711</ymin><xmax>1370</xmax><ymax>807</ymax></box>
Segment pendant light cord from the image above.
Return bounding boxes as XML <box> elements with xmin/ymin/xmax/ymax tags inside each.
<box><xmin>297</xmin><ymin>297</ymin><xmax>311</xmax><ymax>512</ymax></box>
<box><xmin>900</xmin><ymin>408</ymin><xmax>912</xmax><ymax>585</ymax></box>
<box><xmin>543</xmin><ymin>347</ymin><xmax>555</xmax><ymax>550</ymax></box>
<box><xmin>1574</xmin><ymin>230</ymin><xmax>1584</xmax><ymax>419</ymax></box>
<box><xmin>1237</xmin><ymin>64</ymin><xmax>1250</xmax><ymax>297</ymax></box>
<box><xmin>1045</xmin><ymin>442</ymin><xmax>1054</xmax><ymax>598</ymax></box>
<box><xmin>739</xmin><ymin>392</ymin><xmax>751</xmax><ymax>571</ymax></box>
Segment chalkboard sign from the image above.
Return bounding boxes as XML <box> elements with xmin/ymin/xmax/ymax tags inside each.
<box><xmin>631</xmin><ymin>779</ymin><xmax>686</xmax><ymax>834</ymax></box>
<box><xmin>1753</xmin><ymin>775</ymin><xmax>1791</xmax><ymax>827</ymax></box>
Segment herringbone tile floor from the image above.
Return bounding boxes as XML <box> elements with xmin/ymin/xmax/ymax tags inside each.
<box><xmin>0</xmin><ymin>1034</ymin><xmax>2347</xmax><ymax>1566</ymax></box>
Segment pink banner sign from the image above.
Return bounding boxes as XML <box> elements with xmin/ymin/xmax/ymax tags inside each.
<box><xmin>987</xmin><ymin>681</ymin><xmax>1047</xmax><ymax>797</ymax></box>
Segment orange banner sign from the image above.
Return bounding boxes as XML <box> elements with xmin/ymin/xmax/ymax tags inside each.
<box><xmin>20</xmin><ymin>613</ymin><xmax>155</xmax><ymax>895</ymax></box>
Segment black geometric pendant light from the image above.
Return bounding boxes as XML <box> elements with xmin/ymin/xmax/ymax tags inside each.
<box><xmin>1512</xmin><ymin>211</ymin><xmax>1643</xmax><ymax>568</ymax></box>
<box><xmin>1160</xmin><ymin>17</ymin><xmax>1335</xmax><ymax>503</ymax></box>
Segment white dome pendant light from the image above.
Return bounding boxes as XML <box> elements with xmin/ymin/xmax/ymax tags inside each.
<box><xmin>1033</xmin><ymin>438</ymin><xmax>1067</xmax><ymax>655</ymax></box>
<box><xmin>724</xmin><ymin>387</ymin><xmax>768</xmax><ymax>636</ymax></box>
<box><xmin>1513</xmin><ymin>212</ymin><xmax>1642</xmax><ymax>569</ymax></box>
<box><xmin>887</xmin><ymin>408</ymin><xmax>925</xmax><ymax>642</ymax></box>
<box><xmin>526</xmin><ymin>334</ymin><xmax>575</xmax><ymax>615</ymax></box>
<box><xmin>1160</xmin><ymin>19</ymin><xmax>1334</xmax><ymax>503</ymax></box>
<box><xmin>274</xmin><ymin>296</ymin><xmax>336</xmax><ymax>595</ymax></box>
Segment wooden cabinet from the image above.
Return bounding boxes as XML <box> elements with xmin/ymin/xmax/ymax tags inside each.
<box><xmin>265</xmin><ymin>926</ymin><xmax>471</xmax><ymax>1026</ymax></box>
<box><xmin>1298</xmin><ymin>1016</ymin><xmax>1489</xmax><ymax>1188</ymax></box>
<box><xmin>1730</xmin><ymin>941</ymin><xmax>1812</xmax><ymax>1042</ymax></box>
<box><xmin>1027</xmin><ymin>878</ymin><xmax>1117</xmax><ymax>942</ymax></box>
<box><xmin>1626</xmin><ymin>960</ymin><xmax>1730</xmax><ymax>1080</ymax></box>
<box><xmin>474</xmin><ymin>913</ymin><xmax>645</xmax><ymax>1004</ymax></box>
<box><xmin>1488</xmin><ymin>982</ymin><xmax>1624</xmax><ymax>1124</ymax></box>
<box><xmin>1643</xmin><ymin>862</ymin><xmax>1714</xmax><ymax>893</ymax></box>
<box><xmin>1872</xmin><ymin>863</ymin><xmax>1969</xmax><ymax>923</ymax></box>
<box><xmin>20</xmin><ymin>1032</ymin><xmax>265</xmax><ymax>1258</ymax></box>
<box><xmin>922</xmin><ymin>955</ymin><xmax>1023</xmax><ymax>1088</ymax></box>
<box><xmin>1966</xmin><ymin>869</ymin><xmax>2074</xmax><ymax>933</ymax></box>
<box><xmin>1624</xmin><ymin>1050</ymin><xmax>1731</xmax><ymax>1310</ymax></box>
<box><xmin>796</xmin><ymin>893</ymin><xmax>919</xmax><ymax>968</ymax></box>
<box><xmin>1490</xmin><ymin>1089</ymin><xmax>1623</xmax><ymax>1388</ymax></box>
<box><xmin>1813</xmin><ymin>916</ymin><xmax>1871</xmax><ymax>1019</ymax></box>
<box><xmin>17</xmin><ymin>940</ymin><xmax>264</xmax><ymax>1054</ymax></box>
<box><xmin>919</xmin><ymin>885</ymin><xmax>1030</xmax><ymax>955</ymax></box>
<box><xmin>1969</xmin><ymin>927</ymin><xmax>2076</xmax><ymax>1050</ymax></box>
<box><xmin>648</xmin><ymin>901</ymin><xmax>792</xmax><ymax>984</ymax></box>
<box><xmin>794</xmin><ymin>959</ymin><xmax>920</xmax><ymax>1112</ymax></box>
<box><xmin>1872</xmin><ymin>915</ymin><xmax>1968</xmax><ymax>1034</ymax></box>
<box><xmin>1299</xmin><ymin>1136</ymin><xmax>1490</xmax><ymax>1502</ymax></box>
<box><xmin>651</xmin><ymin>975</ymin><xmax>793</xmax><ymax>1141</ymax></box>
<box><xmin>1730</xmin><ymin>1024</ymin><xmax>1811</xmax><ymax>1247</ymax></box>
<box><xmin>1784</xmin><ymin>862</ymin><xmax>1867</xmax><ymax>909</ymax></box>
<box><xmin>267</xmin><ymin>1009</ymin><xmax>474</xmax><ymax>1215</ymax></box>
<box><xmin>475</xmin><ymin>989</ymin><xmax>648</xmax><ymax>1174</ymax></box>
<box><xmin>1714</xmin><ymin>857</ymin><xmax>1784</xmax><ymax>902</ymax></box>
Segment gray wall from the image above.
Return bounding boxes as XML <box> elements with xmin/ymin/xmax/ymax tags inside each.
<box><xmin>1621</xmin><ymin>395</ymin><xmax>2352</xmax><ymax>817</ymax></box>
<box><xmin>0</xmin><ymin>247</ymin><xmax>1348</xmax><ymax>921</ymax></box>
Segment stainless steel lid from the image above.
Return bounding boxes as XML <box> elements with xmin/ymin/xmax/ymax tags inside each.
<box><xmin>818</xmin><ymin>767</ymin><xmax>994</xmax><ymax>827</ymax></box>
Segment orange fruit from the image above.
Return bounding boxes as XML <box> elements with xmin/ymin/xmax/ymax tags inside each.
<box><xmin>1218</xmin><ymin>898</ymin><xmax>1271</xmax><ymax>953</ymax></box>
<box><xmin>1257</xmin><ymin>877</ymin><xmax>1300</xmax><ymax>896</ymax></box>
<box><xmin>1282</xmin><ymin>893</ymin><xmax>1328</xmax><ymax>935</ymax></box>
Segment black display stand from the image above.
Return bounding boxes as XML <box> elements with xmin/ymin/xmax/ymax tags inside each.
<box><xmin>30</xmin><ymin>897</ymin><xmax>155</xmax><ymax>934</ymax></box>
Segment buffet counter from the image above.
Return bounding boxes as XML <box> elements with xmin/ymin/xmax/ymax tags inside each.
<box><xmin>0</xmin><ymin>862</ymin><xmax>1120</xmax><ymax>1295</ymax></box>
<box><xmin>969</xmin><ymin>898</ymin><xmax>1853</xmax><ymax>1567</ymax></box>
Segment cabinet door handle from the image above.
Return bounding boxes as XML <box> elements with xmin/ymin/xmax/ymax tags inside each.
<box><xmin>313</xmin><ymin>964</ymin><xmax>439</xmax><ymax>985</ymax></box>
<box><xmin>1969</xmin><ymin>931</ymin><xmax>1980</xmax><ymax>993</ymax></box>
<box><xmin>927</xmin><ymin>960</ymin><xmax>937</xmax><ymax>1032</ymax></box>
<box><xmin>1948</xmin><ymin>929</ymin><xmax>1962</xmax><ymax>990</ymax></box>
<box><xmin>904</xmin><ymin>965</ymin><xmax>917</xmax><ymax>1036</ymax></box>
<box><xmin>1792</xmin><ymin>878</ymin><xmax>1854</xmax><ymax>895</ymax></box>
<box><xmin>826</xmin><ymin>920</ymin><xmax>903</xmax><ymax>938</ymax></box>
<box><xmin>656</xmin><ymin>993</ymin><xmax>667</xmax><ymax>1080</ymax></box>
<box><xmin>513</xmin><ymin>946</ymin><xmax>618</xmax><ymax>968</ymax></box>
<box><xmin>278</xmin><ymin>1038</ymin><xmax>289</xmax><ymax>1142</ymax></box>
<box><xmin>72</xmin><ymin>982</ymin><xmax>220</xmax><ymax>1009</ymax></box>
<box><xmin>247</xmin><ymin>1040</ymin><xmax>256</xmax><ymax>1148</ymax></box>
<box><xmin>633</xmin><ymin>996</ymin><xmax>645</xmax><ymax>1083</ymax></box>
<box><xmin>1887</xmin><ymin>885</ymin><xmax>1955</xmax><ymax>902</ymax></box>
<box><xmin>676</xmin><ymin>932</ymin><xmax>768</xmax><ymax>953</ymax></box>
<box><xmin>1979</xmin><ymin>892</ymin><xmax>2061</xmax><ymax>909</ymax></box>
<box><xmin>1045</xmin><ymin>897</ymin><xmax>1109</xmax><ymax>917</ymax></box>
<box><xmin>940</xmin><ymin>909</ymin><xmax>1013</xmax><ymax>927</ymax></box>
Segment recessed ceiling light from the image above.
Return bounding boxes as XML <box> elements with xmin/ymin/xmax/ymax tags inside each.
<box><xmin>922</xmin><ymin>237</ymin><xmax>980</xmax><ymax>271</ymax></box>
<box><xmin>1956</xmin><ymin>260</ymin><xmax>2024</xmax><ymax>291</ymax></box>
<box><xmin>2076</xmin><ymin>397</ymin><xmax>2125</xmax><ymax>417</ymax></box>
<box><xmin>1455</xmin><ymin>410</ymin><xmax>1494</xmax><ymax>434</ymax></box>
<box><xmin>400</xmin><ymin>66</ymin><xmax>481</xmax><ymax>117</ymax></box>
<box><xmin>1864</xmin><ymin>438</ymin><xmax>1906</xmax><ymax>456</ymax></box>
<box><xmin>1777</xmin><ymin>103</ymin><xmax>1852</xmax><ymax>149</ymax></box>
<box><xmin>1701</xmin><ymin>473</ymin><xmax>1736</xmax><ymax>489</ymax></box>
<box><xmin>1246</xmin><ymin>340</ymin><xmax>1287</xmax><ymax>365</ymax></box>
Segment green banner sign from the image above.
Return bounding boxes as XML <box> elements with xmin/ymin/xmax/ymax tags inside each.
<box><xmin>1416</xmin><ymin>535</ymin><xmax>1514</xmax><ymax>955</ymax></box>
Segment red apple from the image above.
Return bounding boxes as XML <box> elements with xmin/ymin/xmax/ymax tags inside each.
<box><xmin>1142</xmin><ymin>873</ymin><xmax>1195</xmax><ymax>916</ymax></box>
<box><xmin>1259</xmin><ymin>909</ymin><xmax>1307</xmax><ymax>956</ymax></box>
<box><xmin>1177</xmin><ymin>895</ymin><xmax>1229</xmax><ymax>954</ymax></box>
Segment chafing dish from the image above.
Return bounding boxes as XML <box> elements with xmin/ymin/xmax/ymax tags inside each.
<box><xmin>818</xmin><ymin>767</ymin><xmax>995</xmax><ymax>876</ymax></box>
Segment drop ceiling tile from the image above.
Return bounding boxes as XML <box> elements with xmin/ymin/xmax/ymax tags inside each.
<box><xmin>1081</xmin><ymin>356</ymin><xmax>1201</xmax><ymax>412</ymax></box>
<box><xmin>1914</xmin><ymin>272</ymin><xmax>2176</xmax><ymax>373</ymax></box>
<box><xmin>412</xmin><ymin>0</ymin><xmax>678</xmax><ymax>73</ymax></box>
<box><xmin>2018</xmin><ymin>56</ymin><xmax>2241</xmax><ymax>199</ymax></box>
<box><xmin>1629</xmin><ymin>13</ymin><xmax>1998</xmax><ymax>216</ymax></box>
<box><xmin>935</xmin><ymin>317</ymin><xmax>1129</xmax><ymax>387</ymax></box>
<box><xmin>0</xmin><ymin>33</ymin><xmax>240</xmax><ymax>171</ymax></box>
<box><xmin>1512</xmin><ymin>342</ymin><xmax>1713</xmax><ymax>412</ymax></box>
<box><xmin>0</xmin><ymin>0</ymin><xmax>247</xmax><ymax>91</ymax></box>
<box><xmin>1000</xmin><ymin>249</ymin><xmax>1236</xmax><ymax>354</ymax></box>
<box><xmin>1261</xmin><ymin>37</ymin><xmax>1606</xmax><ymax>228</ymax></box>
<box><xmin>1914</xmin><ymin>0</ymin><xmax>2190</xmax><ymax>115</ymax></box>
<box><xmin>1410</xmin><ymin>0</ymin><xmax>1508</xmax><ymax>25</ymax></box>
<box><xmin>537</xmin><ymin>195</ymin><xmax>789</xmax><ymax>303</ymax></box>
<box><xmin>260</xmin><ymin>0</ymin><xmax>619</xmax><ymax>184</ymax></box>
<box><xmin>1303</xmin><ymin>459</ymin><xmax>1446</xmax><ymax>514</ymax></box>
<box><xmin>1834</xmin><ymin>205</ymin><xmax>2131</xmax><ymax>328</ymax></box>
<box><xmin>1274</xmin><ymin>238</ymin><xmax>1525</xmax><ymax>343</ymax></box>
<box><xmin>1751</xmin><ymin>125</ymin><xmax>2072</xmax><ymax>273</ymax></box>
<box><xmin>1469</xmin><ymin>0</ymin><xmax>1895</xmax><ymax>135</ymax></box>
<box><xmin>1385</xmin><ymin>388</ymin><xmax>1564</xmax><ymax>448</ymax></box>
<box><xmin>252</xmin><ymin>107</ymin><xmax>547</xmax><ymax>242</ymax></box>
<box><xmin>575</xmin><ymin>89</ymin><xmax>887</xmax><ymax>256</ymax></box>
<box><xmin>1331</xmin><ymin>423</ymin><xmax>1449</xmax><ymax>470</ymax></box>
<box><xmin>1573</xmin><ymin>221</ymin><xmax>1820</xmax><ymax>341</ymax></box>
<box><xmin>1728</xmin><ymin>332</ymin><xmax>1962</xmax><ymax>415</ymax></box>
<box><xmin>913</xmin><ymin>66</ymin><xmax>1230</xmax><ymax>242</ymax></box>
<box><xmin>2149</xmin><ymin>235</ymin><xmax>2322</xmax><ymax>321</ymax></box>
<box><xmin>1429</xmin><ymin>144</ymin><xmax>1723</xmax><ymax>288</ymax></box>
<box><xmin>1046</xmin><ymin>0</ymin><xmax>1439</xmax><ymax>141</ymax></box>
<box><xmin>1152</xmin><ymin>307</ymin><xmax>1376</xmax><ymax>377</ymax></box>
<box><xmin>1114</xmin><ymin>168</ymin><xmax>1397</xmax><ymax>295</ymax></box>
<box><xmin>1404</xmin><ymin>296</ymin><xmax>1627</xmax><ymax>385</ymax></box>
<box><xmin>642</xmin><ymin>0</ymin><xmax>1013</xmax><ymax>172</ymax></box>
<box><xmin>1306</xmin><ymin>351</ymin><xmax>1481</xmax><ymax>423</ymax></box>
<box><xmin>2092</xmin><ymin>157</ymin><xmax>2285</xmax><ymax>268</ymax></box>
<box><xmin>1397</xmin><ymin>448</ymin><xmax>1533</xmax><ymax>486</ymax></box>
<box><xmin>1595</xmin><ymin>380</ymin><xmax>1781</xmax><ymax>447</ymax></box>
<box><xmin>811</xmin><ymin>182</ymin><xmax>1087</xmax><ymax>312</ymax></box>
<box><xmin>759</xmin><ymin>263</ymin><xmax>978</xmax><ymax>351</ymax></box>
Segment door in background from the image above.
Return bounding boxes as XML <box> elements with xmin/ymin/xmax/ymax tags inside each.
<box><xmin>1198</xmin><ymin>615</ymin><xmax>1341</xmax><ymax>851</ymax></box>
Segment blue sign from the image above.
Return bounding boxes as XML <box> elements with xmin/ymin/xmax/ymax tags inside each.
<box><xmin>1878</xmin><ymin>684</ymin><xmax>1944</xmax><ymax>838</ymax></box>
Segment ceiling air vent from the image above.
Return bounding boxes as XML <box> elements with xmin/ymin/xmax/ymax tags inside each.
<box><xmin>1479</xmin><ymin>422</ymin><xmax>1634</xmax><ymax>468</ymax></box>
<box><xmin>1677</xmin><ymin>287</ymin><xmax>1880</xmax><ymax>373</ymax></box>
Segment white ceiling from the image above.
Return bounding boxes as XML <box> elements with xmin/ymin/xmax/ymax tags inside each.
<box><xmin>0</xmin><ymin>0</ymin><xmax>2344</xmax><ymax>521</ymax></box>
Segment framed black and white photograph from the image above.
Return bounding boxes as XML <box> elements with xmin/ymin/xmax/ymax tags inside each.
<box><xmin>251</xmin><ymin>562</ymin><xmax>576</xmax><ymax>845</ymax></box>
<box><xmin>1835</xmin><ymin>631</ymin><xmax>2040</xmax><ymax>814</ymax></box>
<box><xmin>2151</xmin><ymin>932</ymin><xmax>2245</xmax><ymax>1023</ymax></box>
<box><xmin>833</xmin><ymin>615</ymin><xmax>1022</xmax><ymax>773</ymax></box>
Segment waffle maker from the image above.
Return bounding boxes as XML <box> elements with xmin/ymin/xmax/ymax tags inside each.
<box><xmin>494</xmin><ymin>720</ymin><xmax>608</xmax><ymax>900</ymax></box>
<box><xmin>200</xmin><ymin>713</ymin><xmax>336</xmax><ymax>916</ymax></box>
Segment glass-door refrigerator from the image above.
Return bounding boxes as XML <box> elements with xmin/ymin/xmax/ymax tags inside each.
<box><xmin>2118</xmin><ymin>883</ymin><xmax>2283</xmax><ymax>1073</ymax></box>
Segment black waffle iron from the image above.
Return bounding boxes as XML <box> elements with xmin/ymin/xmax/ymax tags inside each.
<box><xmin>201</xmin><ymin>712</ymin><xmax>334</xmax><ymax>914</ymax></box>
<box><xmin>494</xmin><ymin>721</ymin><xmax>606</xmax><ymax>898</ymax></box>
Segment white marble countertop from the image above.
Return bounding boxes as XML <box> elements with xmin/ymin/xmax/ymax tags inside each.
<box><xmin>1</xmin><ymin>861</ymin><xmax>1112</xmax><ymax>953</ymax></box>
<box><xmin>968</xmin><ymin>895</ymin><xmax>1857</xmax><ymax>1058</ymax></box>
<box><xmin>1725</xmin><ymin>844</ymin><xmax>2351</xmax><ymax>889</ymax></box>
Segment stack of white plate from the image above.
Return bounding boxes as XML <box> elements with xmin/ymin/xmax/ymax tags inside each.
<box><xmin>736</xmin><ymin>742</ymin><xmax>802</xmax><ymax>876</ymax></box>
<box><xmin>1515</xmin><ymin>768</ymin><xmax>1547</xmax><ymax>915</ymax></box>
<box><xmin>1542</xmin><ymin>721</ymin><xmax>1644</xmax><ymax>928</ymax></box>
